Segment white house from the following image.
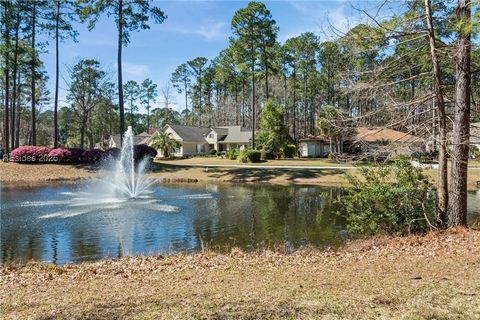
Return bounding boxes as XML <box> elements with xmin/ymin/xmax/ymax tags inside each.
<box><xmin>152</xmin><ymin>124</ymin><xmax>253</xmax><ymax>158</ymax></box>
<box><xmin>299</xmin><ymin>136</ymin><xmax>331</xmax><ymax>157</ymax></box>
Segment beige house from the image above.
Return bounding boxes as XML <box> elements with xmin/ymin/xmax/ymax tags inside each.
<box><xmin>96</xmin><ymin>131</ymin><xmax>152</xmax><ymax>150</ymax></box>
<box><xmin>153</xmin><ymin>124</ymin><xmax>252</xmax><ymax>157</ymax></box>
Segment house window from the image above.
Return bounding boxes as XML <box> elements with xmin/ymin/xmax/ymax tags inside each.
<box><xmin>208</xmin><ymin>133</ymin><xmax>214</xmax><ymax>139</ymax></box>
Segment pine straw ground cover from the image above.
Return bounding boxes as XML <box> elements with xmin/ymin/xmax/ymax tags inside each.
<box><xmin>1</xmin><ymin>229</ymin><xmax>479</xmax><ymax>319</ymax></box>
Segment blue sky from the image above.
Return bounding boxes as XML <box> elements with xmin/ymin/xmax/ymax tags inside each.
<box><xmin>40</xmin><ymin>0</ymin><xmax>389</xmax><ymax>113</ymax></box>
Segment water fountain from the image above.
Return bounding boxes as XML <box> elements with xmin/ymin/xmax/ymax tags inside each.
<box><xmin>112</xmin><ymin>126</ymin><xmax>156</xmax><ymax>199</ymax></box>
<box><xmin>34</xmin><ymin>126</ymin><xmax>177</xmax><ymax>220</ymax></box>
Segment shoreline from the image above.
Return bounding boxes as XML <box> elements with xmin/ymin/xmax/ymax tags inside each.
<box><xmin>1</xmin><ymin>229</ymin><xmax>479</xmax><ymax>319</ymax></box>
<box><xmin>3</xmin><ymin>161</ymin><xmax>480</xmax><ymax>189</ymax></box>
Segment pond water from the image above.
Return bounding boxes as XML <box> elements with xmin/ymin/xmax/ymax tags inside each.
<box><xmin>1</xmin><ymin>183</ymin><xmax>479</xmax><ymax>264</ymax></box>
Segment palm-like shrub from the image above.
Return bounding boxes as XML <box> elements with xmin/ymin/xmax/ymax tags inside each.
<box><xmin>10</xmin><ymin>146</ymin><xmax>52</xmax><ymax>163</ymax></box>
<box><xmin>149</xmin><ymin>132</ymin><xmax>180</xmax><ymax>158</ymax></box>
<box><xmin>226</xmin><ymin>148</ymin><xmax>239</xmax><ymax>160</ymax></box>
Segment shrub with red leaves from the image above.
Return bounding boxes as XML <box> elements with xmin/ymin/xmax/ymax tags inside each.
<box><xmin>134</xmin><ymin>144</ymin><xmax>157</xmax><ymax>160</ymax></box>
<box><xmin>10</xmin><ymin>146</ymin><xmax>52</xmax><ymax>163</ymax></box>
<box><xmin>107</xmin><ymin>147</ymin><xmax>121</xmax><ymax>160</ymax></box>
<box><xmin>82</xmin><ymin>149</ymin><xmax>106</xmax><ymax>163</ymax></box>
<box><xmin>48</xmin><ymin>148</ymin><xmax>84</xmax><ymax>163</ymax></box>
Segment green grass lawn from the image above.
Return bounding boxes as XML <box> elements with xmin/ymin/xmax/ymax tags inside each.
<box><xmin>155</xmin><ymin>157</ymin><xmax>354</xmax><ymax>167</ymax></box>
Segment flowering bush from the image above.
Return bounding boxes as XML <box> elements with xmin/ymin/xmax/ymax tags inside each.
<box><xmin>82</xmin><ymin>149</ymin><xmax>106</xmax><ymax>163</ymax></box>
<box><xmin>48</xmin><ymin>148</ymin><xmax>84</xmax><ymax>163</ymax></box>
<box><xmin>133</xmin><ymin>144</ymin><xmax>157</xmax><ymax>160</ymax></box>
<box><xmin>10</xmin><ymin>146</ymin><xmax>52</xmax><ymax>163</ymax></box>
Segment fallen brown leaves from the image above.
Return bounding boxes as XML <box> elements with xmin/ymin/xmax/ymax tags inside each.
<box><xmin>1</xmin><ymin>229</ymin><xmax>480</xmax><ymax>319</ymax></box>
<box><xmin>0</xmin><ymin>162</ymin><xmax>103</xmax><ymax>185</ymax></box>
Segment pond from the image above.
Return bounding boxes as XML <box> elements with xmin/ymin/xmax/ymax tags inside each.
<box><xmin>1</xmin><ymin>183</ymin><xmax>479</xmax><ymax>264</ymax></box>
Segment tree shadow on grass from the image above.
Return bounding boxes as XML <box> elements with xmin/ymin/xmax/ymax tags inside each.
<box><xmin>150</xmin><ymin>162</ymin><xmax>346</xmax><ymax>183</ymax></box>
<box><xmin>208</xmin><ymin>168</ymin><xmax>345</xmax><ymax>183</ymax></box>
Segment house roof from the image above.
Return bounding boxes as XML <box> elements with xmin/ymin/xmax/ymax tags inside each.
<box><xmin>108</xmin><ymin>133</ymin><xmax>151</xmax><ymax>147</ymax></box>
<box><xmin>167</xmin><ymin>124</ymin><xmax>212</xmax><ymax>142</ymax></box>
<box><xmin>299</xmin><ymin>135</ymin><xmax>330</xmax><ymax>143</ymax></box>
<box><xmin>217</xmin><ymin>126</ymin><xmax>252</xmax><ymax>143</ymax></box>
<box><xmin>137</xmin><ymin>131</ymin><xmax>151</xmax><ymax>137</ymax></box>
<box><xmin>355</xmin><ymin>127</ymin><xmax>420</xmax><ymax>143</ymax></box>
<box><xmin>211</xmin><ymin>127</ymin><xmax>229</xmax><ymax>136</ymax></box>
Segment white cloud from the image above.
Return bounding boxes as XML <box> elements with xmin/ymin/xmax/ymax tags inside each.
<box><xmin>122</xmin><ymin>62</ymin><xmax>151</xmax><ymax>77</ymax></box>
<box><xmin>162</xmin><ymin>21</ymin><xmax>227</xmax><ymax>41</ymax></box>
<box><xmin>284</xmin><ymin>1</ymin><xmax>368</xmax><ymax>41</ymax></box>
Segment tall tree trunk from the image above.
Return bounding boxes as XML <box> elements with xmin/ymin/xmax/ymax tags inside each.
<box><xmin>199</xmin><ymin>68</ymin><xmax>203</xmax><ymax>127</ymax></box>
<box><xmin>292</xmin><ymin>63</ymin><xmax>296</xmax><ymax>141</ymax></box>
<box><xmin>117</xmin><ymin>0</ymin><xmax>125</xmax><ymax>144</ymax></box>
<box><xmin>184</xmin><ymin>79</ymin><xmax>188</xmax><ymax>113</ymax></box>
<box><xmin>448</xmin><ymin>0</ymin><xmax>471</xmax><ymax>227</ymax></box>
<box><xmin>251</xmin><ymin>47</ymin><xmax>256</xmax><ymax>148</ymax></box>
<box><xmin>284</xmin><ymin>73</ymin><xmax>288</xmax><ymax>129</ymax></box>
<box><xmin>303</xmin><ymin>73</ymin><xmax>307</xmax><ymax>137</ymax></box>
<box><xmin>31</xmin><ymin>0</ymin><xmax>36</xmax><ymax>146</ymax></box>
<box><xmin>11</xmin><ymin>10</ymin><xmax>19</xmax><ymax>151</ymax></box>
<box><xmin>80</xmin><ymin>113</ymin><xmax>86</xmax><ymax>149</ymax></box>
<box><xmin>54</xmin><ymin>0</ymin><xmax>60</xmax><ymax>147</ymax></box>
<box><xmin>265</xmin><ymin>61</ymin><xmax>269</xmax><ymax>100</ymax></box>
<box><xmin>234</xmin><ymin>82</ymin><xmax>238</xmax><ymax>125</ymax></box>
<box><xmin>147</xmin><ymin>96</ymin><xmax>150</xmax><ymax>130</ymax></box>
<box><xmin>425</xmin><ymin>0</ymin><xmax>449</xmax><ymax>227</ymax></box>
<box><xmin>15</xmin><ymin>81</ymin><xmax>21</xmax><ymax>148</ymax></box>
<box><xmin>242</xmin><ymin>80</ymin><xmax>245</xmax><ymax>127</ymax></box>
<box><xmin>3</xmin><ymin>1</ymin><xmax>10</xmax><ymax>153</ymax></box>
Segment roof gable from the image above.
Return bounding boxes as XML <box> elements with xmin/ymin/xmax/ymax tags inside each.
<box><xmin>167</xmin><ymin>124</ymin><xmax>211</xmax><ymax>142</ymax></box>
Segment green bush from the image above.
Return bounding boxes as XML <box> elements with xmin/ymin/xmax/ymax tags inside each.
<box><xmin>335</xmin><ymin>158</ymin><xmax>437</xmax><ymax>235</ymax></box>
<box><xmin>238</xmin><ymin>149</ymin><xmax>261</xmax><ymax>163</ymax></box>
<box><xmin>260</xmin><ymin>150</ymin><xmax>268</xmax><ymax>161</ymax></box>
<box><xmin>281</xmin><ymin>144</ymin><xmax>297</xmax><ymax>158</ymax></box>
<box><xmin>209</xmin><ymin>149</ymin><xmax>217</xmax><ymax>156</ymax></box>
<box><xmin>226</xmin><ymin>148</ymin><xmax>239</xmax><ymax>160</ymax></box>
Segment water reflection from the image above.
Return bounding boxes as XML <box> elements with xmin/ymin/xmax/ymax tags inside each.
<box><xmin>1</xmin><ymin>183</ymin><xmax>479</xmax><ymax>264</ymax></box>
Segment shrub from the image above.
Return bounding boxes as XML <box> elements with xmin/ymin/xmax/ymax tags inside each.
<box><xmin>48</xmin><ymin>148</ymin><xmax>84</xmax><ymax>163</ymax></box>
<box><xmin>281</xmin><ymin>144</ymin><xmax>297</xmax><ymax>158</ymax></box>
<box><xmin>238</xmin><ymin>149</ymin><xmax>261</xmax><ymax>163</ymax></box>
<box><xmin>209</xmin><ymin>149</ymin><xmax>217</xmax><ymax>156</ymax></box>
<box><xmin>260</xmin><ymin>150</ymin><xmax>268</xmax><ymax>161</ymax></box>
<box><xmin>133</xmin><ymin>144</ymin><xmax>157</xmax><ymax>160</ymax></box>
<box><xmin>10</xmin><ymin>146</ymin><xmax>52</xmax><ymax>163</ymax></box>
<box><xmin>226</xmin><ymin>148</ymin><xmax>239</xmax><ymax>160</ymax></box>
<box><xmin>335</xmin><ymin>158</ymin><xmax>437</xmax><ymax>235</ymax></box>
<box><xmin>107</xmin><ymin>147</ymin><xmax>121</xmax><ymax>160</ymax></box>
<box><xmin>69</xmin><ymin>148</ymin><xmax>85</xmax><ymax>162</ymax></box>
<box><xmin>82</xmin><ymin>149</ymin><xmax>106</xmax><ymax>163</ymax></box>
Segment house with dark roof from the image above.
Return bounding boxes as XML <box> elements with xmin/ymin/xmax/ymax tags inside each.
<box><xmin>154</xmin><ymin>124</ymin><xmax>253</xmax><ymax>157</ymax></box>
<box><xmin>96</xmin><ymin>131</ymin><xmax>152</xmax><ymax>150</ymax></box>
